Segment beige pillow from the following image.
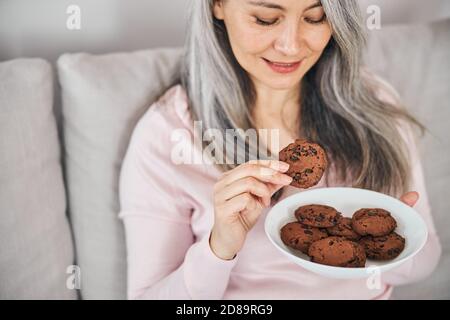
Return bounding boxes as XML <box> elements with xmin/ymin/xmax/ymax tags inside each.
<box><xmin>57</xmin><ymin>47</ymin><xmax>183</xmax><ymax>299</ymax></box>
<box><xmin>0</xmin><ymin>58</ymin><xmax>76</xmax><ymax>299</ymax></box>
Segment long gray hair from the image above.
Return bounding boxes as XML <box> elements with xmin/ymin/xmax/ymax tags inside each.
<box><xmin>179</xmin><ymin>0</ymin><xmax>425</xmax><ymax>198</ymax></box>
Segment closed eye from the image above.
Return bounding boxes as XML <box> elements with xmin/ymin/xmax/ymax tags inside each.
<box><xmin>304</xmin><ymin>15</ymin><xmax>326</xmax><ymax>25</ymax></box>
<box><xmin>255</xmin><ymin>17</ymin><xmax>278</xmax><ymax>26</ymax></box>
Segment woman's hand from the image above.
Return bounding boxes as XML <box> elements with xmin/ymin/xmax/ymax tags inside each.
<box><xmin>210</xmin><ymin>160</ymin><xmax>293</xmax><ymax>260</ymax></box>
<box><xmin>400</xmin><ymin>191</ymin><xmax>419</xmax><ymax>208</ymax></box>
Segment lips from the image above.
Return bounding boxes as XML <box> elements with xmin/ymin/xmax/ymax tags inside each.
<box><xmin>264</xmin><ymin>58</ymin><xmax>302</xmax><ymax>66</ymax></box>
<box><xmin>262</xmin><ymin>58</ymin><xmax>302</xmax><ymax>74</ymax></box>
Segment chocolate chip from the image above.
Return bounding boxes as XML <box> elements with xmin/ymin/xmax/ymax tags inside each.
<box><xmin>387</xmin><ymin>249</ymin><xmax>396</xmax><ymax>256</ymax></box>
<box><xmin>316</xmin><ymin>214</ymin><xmax>325</xmax><ymax>222</ymax></box>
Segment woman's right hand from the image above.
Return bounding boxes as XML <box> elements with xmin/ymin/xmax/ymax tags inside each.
<box><xmin>209</xmin><ymin>160</ymin><xmax>293</xmax><ymax>260</ymax></box>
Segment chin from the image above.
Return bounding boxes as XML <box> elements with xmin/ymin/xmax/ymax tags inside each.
<box><xmin>260</xmin><ymin>76</ymin><xmax>302</xmax><ymax>91</ymax></box>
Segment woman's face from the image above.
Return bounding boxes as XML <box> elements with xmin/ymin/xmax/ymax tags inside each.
<box><xmin>213</xmin><ymin>0</ymin><xmax>333</xmax><ymax>91</ymax></box>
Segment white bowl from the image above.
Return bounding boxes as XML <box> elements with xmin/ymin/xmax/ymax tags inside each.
<box><xmin>264</xmin><ymin>187</ymin><xmax>428</xmax><ymax>279</ymax></box>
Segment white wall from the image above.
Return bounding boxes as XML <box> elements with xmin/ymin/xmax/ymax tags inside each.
<box><xmin>1</xmin><ymin>0</ymin><xmax>449</xmax><ymax>62</ymax></box>
<box><xmin>0</xmin><ymin>0</ymin><xmax>188</xmax><ymax>62</ymax></box>
<box><xmin>363</xmin><ymin>0</ymin><xmax>450</xmax><ymax>24</ymax></box>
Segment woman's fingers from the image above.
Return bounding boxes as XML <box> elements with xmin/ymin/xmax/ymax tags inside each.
<box><xmin>218</xmin><ymin>192</ymin><xmax>260</xmax><ymax>213</ymax></box>
<box><xmin>219</xmin><ymin>161</ymin><xmax>292</xmax><ymax>189</ymax></box>
<box><xmin>400</xmin><ymin>191</ymin><xmax>419</xmax><ymax>207</ymax></box>
<box><xmin>210</xmin><ymin>161</ymin><xmax>291</xmax><ymax>258</ymax></box>
<box><xmin>218</xmin><ymin>176</ymin><xmax>273</xmax><ymax>207</ymax></box>
<box><xmin>247</xmin><ymin>159</ymin><xmax>290</xmax><ymax>172</ymax></box>
<box><xmin>267</xmin><ymin>183</ymin><xmax>285</xmax><ymax>196</ymax></box>
<box><xmin>220</xmin><ymin>160</ymin><xmax>288</xmax><ymax>175</ymax></box>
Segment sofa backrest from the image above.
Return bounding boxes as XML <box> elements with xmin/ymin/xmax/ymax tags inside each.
<box><xmin>364</xmin><ymin>18</ymin><xmax>450</xmax><ymax>299</ymax></box>
<box><xmin>1</xmin><ymin>18</ymin><xmax>448</xmax><ymax>300</ymax></box>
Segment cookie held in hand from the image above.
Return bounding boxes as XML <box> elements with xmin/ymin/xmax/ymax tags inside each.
<box><xmin>279</xmin><ymin>139</ymin><xmax>327</xmax><ymax>189</ymax></box>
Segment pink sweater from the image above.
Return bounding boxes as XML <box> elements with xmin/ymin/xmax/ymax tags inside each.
<box><xmin>118</xmin><ymin>84</ymin><xmax>441</xmax><ymax>300</ymax></box>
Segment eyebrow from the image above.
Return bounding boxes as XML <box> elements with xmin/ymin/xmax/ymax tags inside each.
<box><xmin>247</xmin><ymin>0</ymin><xmax>322</xmax><ymax>12</ymax></box>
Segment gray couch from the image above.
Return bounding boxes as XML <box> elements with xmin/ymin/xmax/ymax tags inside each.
<box><xmin>0</xmin><ymin>19</ymin><xmax>449</xmax><ymax>299</ymax></box>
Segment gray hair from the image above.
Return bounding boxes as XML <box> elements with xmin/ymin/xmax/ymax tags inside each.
<box><xmin>179</xmin><ymin>0</ymin><xmax>425</xmax><ymax>198</ymax></box>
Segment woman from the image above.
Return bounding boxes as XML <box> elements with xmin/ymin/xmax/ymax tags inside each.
<box><xmin>119</xmin><ymin>0</ymin><xmax>441</xmax><ymax>299</ymax></box>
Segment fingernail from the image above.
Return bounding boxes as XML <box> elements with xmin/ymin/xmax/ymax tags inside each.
<box><xmin>278</xmin><ymin>162</ymin><xmax>290</xmax><ymax>172</ymax></box>
<box><xmin>282</xmin><ymin>175</ymin><xmax>293</xmax><ymax>184</ymax></box>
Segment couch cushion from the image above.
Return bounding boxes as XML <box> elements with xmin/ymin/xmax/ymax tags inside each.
<box><xmin>57</xmin><ymin>47</ymin><xmax>182</xmax><ymax>299</ymax></box>
<box><xmin>0</xmin><ymin>58</ymin><xmax>76</xmax><ymax>299</ymax></box>
<box><xmin>365</xmin><ymin>19</ymin><xmax>450</xmax><ymax>299</ymax></box>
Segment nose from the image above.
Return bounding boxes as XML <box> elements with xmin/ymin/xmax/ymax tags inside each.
<box><xmin>274</xmin><ymin>20</ymin><xmax>301</xmax><ymax>56</ymax></box>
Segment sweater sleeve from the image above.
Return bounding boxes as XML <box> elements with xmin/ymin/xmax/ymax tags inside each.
<box><xmin>381</xmin><ymin>121</ymin><xmax>442</xmax><ymax>286</ymax></box>
<box><xmin>118</xmin><ymin>93</ymin><xmax>237</xmax><ymax>300</ymax></box>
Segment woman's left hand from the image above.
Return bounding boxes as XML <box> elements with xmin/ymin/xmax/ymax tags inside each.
<box><xmin>399</xmin><ymin>191</ymin><xmax>419</xmax><ymax>208</ymax></box>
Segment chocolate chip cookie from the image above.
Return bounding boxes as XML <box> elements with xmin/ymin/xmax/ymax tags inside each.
<box><xmin>295</xmin><ymin>204</ymin><xmax>342</xmax><ymax>228</ymax></box>
<box><xmin>359</xmin><ymin>232</ymin><xmax>405</xmax><ymax>260</ymax></box>
<box><xmin>279</xmin><ymin>139</ymin><xmax>327</xmax><ymax>188</ymax></box>
<box><xmin>308</xmin><ymin>237</ymin><xmax>366</xmax><ymax>268</ymax></box>
<box><xmin>351</xmin><ymin>208</ymin><xmax>397</xmax><ymax>237</ymax></box>
<box><xmin>326</xmin><ymin>217</ymin><xmax>361</xmax><ymax>241</ymax></box>
<box><xmin>280</xmin><ymin>222</ymin><xmax>329</xmax><ymax>254</ymax></box>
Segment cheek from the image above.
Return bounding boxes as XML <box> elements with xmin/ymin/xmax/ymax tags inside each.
<box><xmin>226</xmin><ymin>17</ymin><xmax>272</xmax><ymax>55</ymax></box>
<box><xmin>303</xmin><ymin>26</ymin><xmax>333</xmax><ymax>54</ymax></box>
